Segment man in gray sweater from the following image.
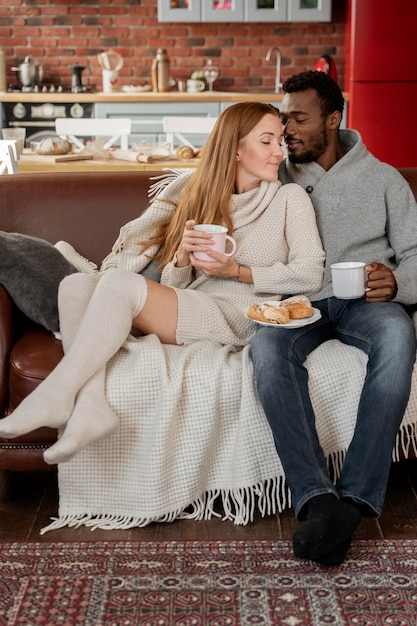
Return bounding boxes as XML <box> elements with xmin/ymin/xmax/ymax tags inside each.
<box><xmin>251</xmin><ymin>71</ymin><xmax>417</xmax><ymax>565</ymax></box>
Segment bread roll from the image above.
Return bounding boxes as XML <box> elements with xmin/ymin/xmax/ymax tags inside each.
<box><xmin>246</xmin><ymin>304</ymin><xmax>266</xmax><ymax>323</ymax></box>
<box><xmin>247</xmin><ymin>303</ymin><xmax>290</xmax><ymax>325</ymax></box>
<box><xmin>176</xmin><ymin>144</ymin><xmax>195</xmax><ymax>159</ymax></box>
<box><xmin>281</xmin><ymin>295</ymin><xmax>314</xmax><ymax>319</ymax></box>
<box><xmin>263</xmin><ymin>305</ymin><xmax>290</xmax><ymax>324</ymax></box>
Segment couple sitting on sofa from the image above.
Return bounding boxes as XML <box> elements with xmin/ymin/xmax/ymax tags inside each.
<box><xmin>1</xmin><ymin>71</ymin><xmax>417</xmax><ymax>567</ymax></box>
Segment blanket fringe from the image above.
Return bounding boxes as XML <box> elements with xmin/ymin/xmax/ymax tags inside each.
<box><xmin>317</xmin><ymin>420</ymin><xmax>415</xmax><ymax>484</ymax></box>
<box><xmin>148</xmin><ymin>169</ymin><xmax>189</xmax><ymax>198</ymax></box>
<box><xmin>41</xmin><ymin>476</ymin><xmax>290</xmax><ymax>534</ymax></box>
<box><xmin>393</xmin><ymin>421</ymin><xmax>417</xmax><ymax>461</ymax></box>
<box><xmin>327</xmin><ymin>449</ymin><xmax>346</xmax><ymax>482</ymax></box>
<box><xmin>41</xmin><ymin>422</ymin><xmax>416</xmax><ymax>535</ymax></box>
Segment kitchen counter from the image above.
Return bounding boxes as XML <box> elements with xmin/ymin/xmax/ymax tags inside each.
<box><xmin>17</xmin><ymin>149</ymin><xmax>198</xmax><ymax>173</ymax></box>
<box><xmin>0</xmin><ymin>90</ymin><xmax>349</xmax><ymax>104</ymax></box>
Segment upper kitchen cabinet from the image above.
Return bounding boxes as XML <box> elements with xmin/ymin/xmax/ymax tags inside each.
<box><xmin>158</xmin><ymin>0</ymin><xmax>331</xmax><ymax>22</ymax></box>
<box><xmin>287</xmin><ymin>0</ymin><xmax>331</xmax><ymax>22</ymax></box>
<box><xmin>158</xmin><ymin>1</ymin><xmax>243</xmax><ymax>22</ymax></box>
<box><xmin>245</xmin><ymin>1</ymin><xmax>287</xmax><ymax>22</ymax></box>
<box><xmin>202</xmin><ymin>1</ymin><xmax>244</xmax><ymax>21</ymax></box>
<box><xmin>157</xmin><ymin>0</ymin><xmax>201</xmax><ymax>22</ymax></box>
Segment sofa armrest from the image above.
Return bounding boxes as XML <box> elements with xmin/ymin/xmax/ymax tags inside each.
<box><xmin>0</xmin><ymin>285</ymin><xmax>15</xmax><ymax>415</ymax></box>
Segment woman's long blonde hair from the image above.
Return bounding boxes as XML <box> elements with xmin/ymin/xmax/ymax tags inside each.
<box><xmin>141</xmin><ymin>101</ymin><xmax>280</xmax><ymax>267</ymax></box>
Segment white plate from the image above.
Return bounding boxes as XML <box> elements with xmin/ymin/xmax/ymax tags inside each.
<box><xmin>245</xmin><ymin>302</ymin><xmax>322</xmax><ymax>328</ymax></box>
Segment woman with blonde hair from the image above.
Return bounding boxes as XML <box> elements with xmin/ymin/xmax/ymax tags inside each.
<box><xmin>0</xmin><ymin>101</ymin><xmax>325</xmax><ymax>464</ymax></box>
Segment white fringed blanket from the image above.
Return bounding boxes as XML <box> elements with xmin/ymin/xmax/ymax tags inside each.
<box><xmin>42</xmin><ymin>333</ymin><xmax>417</xmax><ymax>533</ymax></box>
<box><xmin>45</xmin><ymin>171</ymin><xmax>417</xmax><ymax>533</ymax></box>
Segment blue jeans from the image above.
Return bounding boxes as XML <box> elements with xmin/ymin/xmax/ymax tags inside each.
<box><xmin>250</xmin><ymin>298</ymin><xmax>416</xmax><ymax>520</ymax></box>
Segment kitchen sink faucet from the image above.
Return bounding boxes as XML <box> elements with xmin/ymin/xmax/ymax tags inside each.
<box><xmin>265</xmin><ymin>46</ymin><xmax>282</xmax><ymax>93</ymax></box>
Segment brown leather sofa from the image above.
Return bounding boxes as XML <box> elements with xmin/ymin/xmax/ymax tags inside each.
<box><xmin>0</xmin><ymin>167</ymin><xmax>416</xmax><ymax>472</ymax></box>
<box><xmin>0</xmin><ymin>170</ymin><xmax>160</xmax><ymax>471</ymax></box>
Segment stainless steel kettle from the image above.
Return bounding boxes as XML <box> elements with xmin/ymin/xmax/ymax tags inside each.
<box><xmin>11</xmin><ymin>56</ymin><xmax>44</xmax><ymax>87</ymax></box>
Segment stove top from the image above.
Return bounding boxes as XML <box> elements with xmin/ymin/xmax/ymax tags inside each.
<box><xmin>7</xmin><ymin>84</ymin><xmax>96</xmax><ymax>94</ymax></box>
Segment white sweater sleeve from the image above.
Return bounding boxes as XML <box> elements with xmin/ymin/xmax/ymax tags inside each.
<box><xmin>251</xmin><ymin>183</ymin><xmax>325</xmax><ymax>295</ymax></box>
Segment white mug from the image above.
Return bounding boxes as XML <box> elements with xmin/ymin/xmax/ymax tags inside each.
<box><xmin>102</xmin><ymin>69</ymin><xmax>119</xmax><ymax>93</ymax></box>
<box><xmin>187</xmin><ymin>79</ymin><xmax>205</xmax><ymax>93</ymax></box>
<box><xmin>331</xmin><ymin>261</ymin><xmax>368</xmax><ymax>299</ymax></box>
<box><xmin>193</xmin><ymin>224</ymin><xmax>237</xmax><ymax>262</ymax></box>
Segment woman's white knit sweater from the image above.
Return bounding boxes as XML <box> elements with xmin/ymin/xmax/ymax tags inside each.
<box><xmin>101</xmin><ymin>170</ymin><xmax>325</xmax><ymax>346</ymax></box>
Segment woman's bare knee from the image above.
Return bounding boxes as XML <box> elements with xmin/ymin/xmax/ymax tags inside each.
<box><xmin>133</xmin><ymin>279</ymin><xmax>178</xmax><ymax>343</ymax></box>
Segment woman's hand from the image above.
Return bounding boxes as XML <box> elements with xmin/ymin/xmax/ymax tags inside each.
<box><xmin>175</xmin><ymin>220</ymin><xmax>211</xmax><ymax>268</ymax></box>
<box><xmin>175</xmin><ymin>221</ymin><xmax>239</xmax><ymax>279</ymax></box>
<box><xmin>191</xmin><ymin>249</ymin><xmax>239</xmax><ymax>279</ymax></box>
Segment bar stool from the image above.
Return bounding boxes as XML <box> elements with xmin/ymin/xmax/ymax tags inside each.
<box><xmin>55</xmin><ymin>118</ymin><xmax>132</xmax><ymax>150</ymax></box>
<box><xmin>0</xmin><ymin>140</ymin><xmax>19</xmax><ymax>175</ymax></box>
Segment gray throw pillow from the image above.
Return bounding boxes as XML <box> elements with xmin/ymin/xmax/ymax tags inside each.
<box><xmin>0</xmin><ymin>232</ymin><xmax>77</xmax><ymax>333</ymax></box>
<box><xmin>140</xmin><ymin>258</ymin><xmax>162</xmax><ymax>282</ymax></box>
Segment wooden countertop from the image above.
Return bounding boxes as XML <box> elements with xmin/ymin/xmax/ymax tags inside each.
<box><xmin>1</xmin><ymin>90</ymin><xmax>287</xmax><ymax>104</ymax></box>
<box><xmin>0</xmin><ymin>90</ymin><xmax>349</xmax><ymax>104</ymax></box>
<box><xmin>17</xmin><ymin>149</ymin><xmax>198</xmax><ymax>173</ymax></box>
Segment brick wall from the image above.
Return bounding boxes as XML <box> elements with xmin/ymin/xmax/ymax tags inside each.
<box><xmin>1</xmin><ymin>0</ymin><xmax>348</xmax><ymax>91</ymax></box>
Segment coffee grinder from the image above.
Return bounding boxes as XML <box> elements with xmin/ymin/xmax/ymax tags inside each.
<box><xmin>70</xmin><ymin>64</ymin><xmax>87</xmax><ymax>93</ymax></box>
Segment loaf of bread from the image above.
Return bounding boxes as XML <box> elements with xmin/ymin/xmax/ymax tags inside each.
<box><xmin>37</xmin><ymin>137</ymin><xmax>72</xmax><ymax>155</ymax></box>
<box><xmin>176</xmin><ymin>144</ymin><xmax>195</xmax><ymax>159</ymax></box>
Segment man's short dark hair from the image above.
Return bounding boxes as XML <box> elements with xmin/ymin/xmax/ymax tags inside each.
<box><xmin>282</xmin><ymin>70</ymin><xmax>345</xmax><ymax>118</ymax></box>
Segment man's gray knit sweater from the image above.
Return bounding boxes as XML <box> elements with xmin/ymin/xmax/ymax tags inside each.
<box><xmin>279</xmin><ymin>129</ymin><xmax>417</xmax><ymax>305</ymax></box>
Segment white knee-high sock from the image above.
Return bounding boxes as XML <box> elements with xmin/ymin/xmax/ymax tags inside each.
<box><xmin>44</xmin><ymin>272</ymin><xmax>113</xmax><ymax>465</ymax></box>
<box><xmin>0</xmin><ymin>270</ymin><xmax>148</xmax><ymax>445</ymax></box>
<box><xmin>58</xmin><ymin>273</ymin><xmax>99</xmax><ymax>352</ymax></box>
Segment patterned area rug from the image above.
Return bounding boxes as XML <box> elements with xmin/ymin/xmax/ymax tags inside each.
<box><xmin>1</xmin><ymin>539</ymin><xmax>417</xmax><ymax>625</ymax></box>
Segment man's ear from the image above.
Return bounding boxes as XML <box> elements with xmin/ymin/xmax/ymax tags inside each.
<box><xmin>328</xmin><ymin>110</ymin><xmax>342</xmax><ymax>130</ymax></box>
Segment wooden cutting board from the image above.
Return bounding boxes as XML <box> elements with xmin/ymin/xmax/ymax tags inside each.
<box><xmin>54</xmin><ymin>153</ymin><xmax>94</xmax><ymax>162</ymax></box>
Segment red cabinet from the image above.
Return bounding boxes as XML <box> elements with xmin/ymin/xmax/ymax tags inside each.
<box><xmin>346</xmin><ymin>0</ymin><xmax>417</xmax><ymax>167</ymax></box>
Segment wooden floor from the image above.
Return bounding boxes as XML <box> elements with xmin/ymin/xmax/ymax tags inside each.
<box><xmin>1</xmin><ymin>460</ymin><xmax>417</xmax><ymax>544</ymax></box>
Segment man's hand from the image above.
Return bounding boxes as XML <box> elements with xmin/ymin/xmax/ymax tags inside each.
<box><xmin>365</xmin><ymin>262</ymin><xmax>397</xmax><ymax>302</ymax></box>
